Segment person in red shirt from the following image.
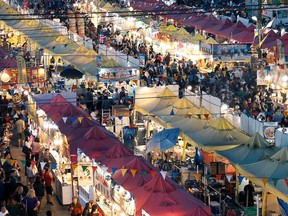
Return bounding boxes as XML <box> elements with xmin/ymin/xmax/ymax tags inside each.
<box><xmin>43</xmin><ymin>167</ymin><xmax>54</xmax><ymax>205</ymax></box>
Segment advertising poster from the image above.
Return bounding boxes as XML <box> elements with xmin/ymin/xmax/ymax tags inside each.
<box><xmin>263</xmin><ymin>122</ymin><xmax>278</xmax><ymax>143</ymax></box>
<box><xmin>257</xmin><ymin>69</ymin><xmax>268</xmax><ymax>86</ymax></box>
<box><xmin>139</xmin><ymin>54</ymin><xmax>145</xmax><ymax>67</ymax></box>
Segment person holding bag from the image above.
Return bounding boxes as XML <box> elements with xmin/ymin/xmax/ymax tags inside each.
<box><xmin>22</xmin><ymin>189</ymin><xmax>40</xmax><ymax>216</ymax></box>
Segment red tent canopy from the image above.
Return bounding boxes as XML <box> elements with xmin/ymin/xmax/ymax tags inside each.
<box><xmin>193</xmin><ymin>14</ymin><xmax>222</xmax><ymax>31</ymax></box>
<box><xmin>281</xmin><ymin>33</ymin><xmax>288</xmax><ymax>41</ymax></box>
<box><xmin>132</xmin><ymin>174</ymin><xmax>211</xmax><ymax>216</ymax></box>
<box><xmin>218</xmin><ymin>21</ymin><xmax>247</xmax><ymax>39</ymax></box>
<box><xmin>96</xmin><ymin>143</ymin><xmax>135</xmax><ymax>170</ymax></box>
<box><xmin>67</xmin><ymin>124</ymin><xmax>117</xmax><ymax>142</ymax></box>
<box><xmin>0</xmin><ymin>56</ymin><xmax>18</xmax><ymax>69</ymax></box>
<box><xmin>206</xmin><ymin>18</ymin><xmax>233</xmax><ymax>36</ymax></box>
<box><xmin>71</xmin><ymin>137</ymin><xmax>120</xmax><ymax>156</ymax></box>
<box><xmin>40</xmin><ymin>94</ymin><xmax>70</xmax><ymax>115</ymax></box>
<box><xmin>184</xmin><ymin>14</ymin><xmax>207</xmax><ymax>27</ymax></box>
<box><xmin>232</xmin><ymin>28</ymin><xmax>254</xmax><ymax>43</ymax></box>
<box><xmin>253</xmin><ymin>29</ymin><xmax>281</xmax><ymax>49</ymax></box>
<box><xmin>113</xmin><ymin>156</ymin><xmax>155</xmax><ymax>191</ymax></box>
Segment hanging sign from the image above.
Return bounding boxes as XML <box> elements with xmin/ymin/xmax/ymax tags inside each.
<box><xmin>77</xmin><ymin>162</ymin><xmax>93</xmax><ymax>186</ymax></box>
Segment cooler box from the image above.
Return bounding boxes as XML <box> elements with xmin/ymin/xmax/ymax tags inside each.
<box><xmin>210</xmin><ymin>201</ymin><xmax>220</xmax><ymax>215</ymax></box>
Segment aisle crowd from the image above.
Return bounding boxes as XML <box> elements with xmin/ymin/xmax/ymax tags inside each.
<box><xmin>11</xmin><ymin>0</ymin><xmax>287</xmax><ymax>125</ymax></box>
<box><xmin>0</xmin><ymin>101</ymin><xmax>104</xmax><ymax>216</ymax></box>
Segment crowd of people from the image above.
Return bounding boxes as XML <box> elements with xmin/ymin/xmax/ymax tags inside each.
<box><xmin>0</xmin><ymin>91</ymin><xmax>109</xmax><ymax>215</ymax></box>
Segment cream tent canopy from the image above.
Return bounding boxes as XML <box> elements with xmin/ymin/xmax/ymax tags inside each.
<box><xmin>216</xmin><ymin>133</ymin><xmax>278</xmax><ymax>165</ymax></box>
<box><xmin>193</xmin><ymin>33</ymin><xmax>205</xmax><ymax>42</ymax></box>
<box><xmin>160</xmin><ymin>25</ymin><xmax>178</xmax><ymax>34</ymax></box>
<box><xmin>205</xmin><ymin>37</ymin><xmax>218</xmax><ymax>44</ymax></box>
<box><xmin>101</xmin><ymin>59</ymin><xmax>120</xmax><ymax>68</ymax></box>
<box><xmin>64</xmin><ymin>45</ymin><xmax>90</xmax><ymax>62</ymax></box>
<box><xmin>135</xmin><ymin>87</ymin><xmax>179</xmax><ymax>115</ymax></box>
<box><xmin>187</xmin><ymin>117</ymin><xmax>249</xmax><ymax>151</ymax></box>
<box><xmin>235</xmin><ymin>147</ymin><xmax>288</xmax><ymax>203</ymax></box>
<box><xmin>0</xmin><ymin>3</ymin><xmax>102</xmax><ymax>77</ymax></box>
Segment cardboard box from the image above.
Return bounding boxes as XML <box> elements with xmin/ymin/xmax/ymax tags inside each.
<box><xmin>112</xmin><ymin>105</ymin><xmax>130</xmax><ymax>117</ymax></box>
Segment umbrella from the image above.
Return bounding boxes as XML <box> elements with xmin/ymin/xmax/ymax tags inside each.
<box><xmin>147</xmin><ymin>128</ymin><xmax>180</xmax><ymax>152</ymax></box>
<box><xmin>60</xmin><ymin>67</ymin><xmax>83</xmax><ymax>79</ymax></box>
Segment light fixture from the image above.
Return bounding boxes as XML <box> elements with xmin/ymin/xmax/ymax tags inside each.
<box><xmin>1</xmin><ymin>71</ymin><xmax>10</xmax><ymax>83</ymax></box>
<box><xmin>221</xmin><ymin>104</ymin><xmax>229</xmax><ymax>114</ymax></box>
<box><xmin>252</xmin><ymin>16</ymin><xmax>257</xmax><ymax>22</ymax></box>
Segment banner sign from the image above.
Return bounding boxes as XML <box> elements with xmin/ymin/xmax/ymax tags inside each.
<box><xmin>99</xmin><ymin>68</ymin><xmax>139</xmax><ymax>82</ymax></box>
<box><xmin>16</xmin><ymin>55</ymin><xmax>27</xmax><ymax>84</ymax></box>
<box><xmin>199</xmin><ymin>42</ymin><xmax>251</xmax><ymax>62</ymax></box>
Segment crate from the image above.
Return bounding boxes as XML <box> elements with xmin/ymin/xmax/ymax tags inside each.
<box><xmin>112</xmin><ymin>105</ymin><xmax>130</xmax><ymax>117</ymax></box>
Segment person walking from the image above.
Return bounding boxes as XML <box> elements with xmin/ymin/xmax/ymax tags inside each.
<box><xmin>43</xmin><ymin>167</ymin><xmax>53</xmax><ymax>205</ymax></box>
<box><xmin>33</xmin><ymin>175</ymin><xmax>45</xmax><ymax>211</ymax></box>
<box><xmin>22</xmin><ymin>189</ymin><xmax>40</xmax><ymax>216</ymax></box>
<box><xmin>15</xmin><ymin>118</ymin><xmax>25</xmax><ymax>148</ymax></box>
<box><xmin>68</xmin><ymin>196</ymin><xmax>83</xmax><ymax>216</ymax></box>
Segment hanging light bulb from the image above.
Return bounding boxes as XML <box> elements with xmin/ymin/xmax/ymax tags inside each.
<box><xmin>1</xmin><ymin>71</ymin><xmax>11</xmax><ymax>83</ymax></box>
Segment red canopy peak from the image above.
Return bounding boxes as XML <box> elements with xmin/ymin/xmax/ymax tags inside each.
<box><xmin>105</xmin><ymin>143</ymin><xmax>133</xmax><ymax>158</ymax></box>
<box><xmin>144</xmin><ymin>174</ymin><xmax>175</xmax><ymax>193</ymax></box>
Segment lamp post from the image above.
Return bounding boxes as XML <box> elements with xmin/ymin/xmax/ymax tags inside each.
<box><xmin>257</xmin><ymin>0</ymin><xmax>262</xmax><ymax>59</ymax></box>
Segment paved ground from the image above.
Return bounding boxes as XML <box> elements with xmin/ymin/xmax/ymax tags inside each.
<box><xmin>10</xmin><ymin>145</ymin><xmax>70</xmax><ymax>216</ymax></box>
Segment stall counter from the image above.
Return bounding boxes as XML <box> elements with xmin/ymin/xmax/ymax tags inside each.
<box><xmin>55</xmin><ymin>173</ymin><xmax>73</xmax><ymax>205</ymax></box>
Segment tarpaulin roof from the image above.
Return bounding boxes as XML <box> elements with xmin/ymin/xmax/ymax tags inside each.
<box><xmin>216</xmin><ymin>133</ymin><xmax>278</xmax><ymax>165</ymax></box>
<box><xmin>205</xmin><ymin>18</ymin><xmax>233</xmax><ymax>36</ymax></box>
<box><xmin>193</xmin><ymin>14</ymin><xmax>222</xmax><ymax>31</ymax></box>
<box><xmin>236</xmin><ymin>147</ymin><xmax>288</xmax><ymax>179</ymax></box>
<box><xmin>189</xmin><ymin>118</ymin><xmax>249</xmax><ymax>151</ymax></box>
<box><xmin>132</xmin><ymin>174</ymin><xmax>211</xmax><ymax>216</ymax></box>
<box><xmin>205</xmin><ymin>37</ymin><xmax>218</xmax><ymax>44</ymax></box>
<box><xmin>113</xmin><ymin>156</ymin><xmax>155</xmax><ymax>191</ymax></box>
<box><xmin>96</xmin><ymin>143</ymin><xmax>135</xmax><ymax>170</ymax></box>
<box><xmin>218</xmin><ymin>21</ymin><xmax>247</xmax><ymax>39</ymax></box>
<box><xmin>232</xmin><ymin>28</ymin><xmax>254</xmax><ymax>43</ymax></box>
<box><xmin>135</xmin><ymin>87</ymin><xmax>179</xmax><ymax>115</ymax></box>
<box><xmin>147</xmin><ymin>128</ymin><xmax>180</xmax><ymax>152</ymax></box>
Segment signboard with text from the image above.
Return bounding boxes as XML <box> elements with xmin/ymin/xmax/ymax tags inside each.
<box><xmin>199</xmin><ymin>42</ymin><xmax>251</xmax><ymax>62</ymax></box>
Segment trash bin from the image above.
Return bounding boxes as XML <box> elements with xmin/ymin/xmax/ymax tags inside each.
<box><xmin>210</xmin><ymin>201</ymin><xmax>220</xmax><ymax>215</ymax></box>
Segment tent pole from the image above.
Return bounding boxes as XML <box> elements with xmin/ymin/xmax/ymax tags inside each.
<box><xmin>262</xmin><ymin>188</ymin><xmax>268</xmax><ymax>216</ymax></box>
<box><xmin>181</xmin><ymin>138</ymin><xmax>187</xmax><ymax>162</ymax></box>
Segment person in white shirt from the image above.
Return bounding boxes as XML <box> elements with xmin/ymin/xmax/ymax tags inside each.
<box><xmin>90</xmin><ymin>110</ymin><xmax>100</xmax><ymax>122</ymax></box>
<box><xmin>113</xmin><ymin>88</ymin><xmax>120</xmax><ymax>103</ymax></box>
<box><xmin>0</xmin><ymin>205</ymin><xmax>9</xmax><ymax>216</ymax></box>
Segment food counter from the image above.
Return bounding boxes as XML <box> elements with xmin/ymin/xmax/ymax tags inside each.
<box><xmin>55</xmin><ymin>173</ymin><xmax>73</xmax><ymax>205</ymax></box>
<box><xmin>50</xmin><ymin>149</ymin><xmax>73</xmax><ymax>205</ymax></box>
